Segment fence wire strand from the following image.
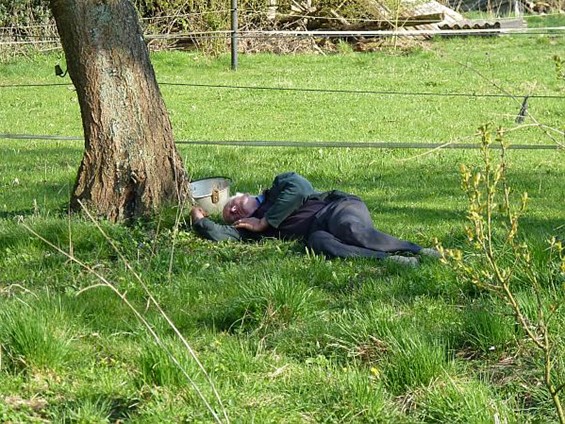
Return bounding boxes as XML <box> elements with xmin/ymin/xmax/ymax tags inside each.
<box><xmin>0</xmin><ymin>133</ymin><xmax>561</xmax><ymax>150</ymax></box>
<box><xmin>1</xmin><ymin>80</ymin><xmax>563</xmax><ymax>101</ymax></box>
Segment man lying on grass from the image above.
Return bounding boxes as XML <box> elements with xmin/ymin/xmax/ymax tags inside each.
<box><xmin>190</xmin><ymin>172</ymin><xmax>440</xmax><ymax>266</ymax></box>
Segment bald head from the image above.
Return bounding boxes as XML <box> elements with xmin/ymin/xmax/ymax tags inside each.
<box><xmin>222</xmin><ymin>193</ymin><xmax>259</xmax><ymax>224</ymax></box>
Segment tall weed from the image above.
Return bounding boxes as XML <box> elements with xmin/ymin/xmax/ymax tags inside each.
<box><xmin>441</xmin><ymin>125</ymin><xmax>565</xmax><ymax>422</ymax></box>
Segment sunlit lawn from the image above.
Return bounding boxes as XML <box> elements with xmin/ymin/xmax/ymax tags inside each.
<box><xmin>0</xmin><ymin>30</ymin><xmax>564</xmax><ymax>422</ymax></box>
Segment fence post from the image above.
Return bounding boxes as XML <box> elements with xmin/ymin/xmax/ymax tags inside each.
<box><xmin>231</xmin><ymin>0</ymin><xmax>238</xmax><ymax>71</ymax></box>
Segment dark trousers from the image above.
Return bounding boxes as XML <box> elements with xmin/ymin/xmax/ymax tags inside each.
<box><xmin>306</xmin><ymin>198</ymin><xmax>422</xmax><ymax>259</ymax></box>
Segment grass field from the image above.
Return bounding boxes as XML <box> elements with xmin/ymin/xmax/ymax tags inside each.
<box><xmin>1</xmin><ymin>27</ymin><xmax>564</xmax><ymax>422</ymax></box>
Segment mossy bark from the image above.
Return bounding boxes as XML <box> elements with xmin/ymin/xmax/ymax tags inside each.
<box><xmin>50</xmin><ymin>0</ymin><xmax>189</xmax><ymax>221</ymax></box>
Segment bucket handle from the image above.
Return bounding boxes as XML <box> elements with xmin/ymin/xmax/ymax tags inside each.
<box><xmin>211</xmin><ymin>187</ymin><xmax>220</xmax><ymax>204</ymax></box>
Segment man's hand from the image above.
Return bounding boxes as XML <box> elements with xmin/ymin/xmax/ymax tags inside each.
<box><xmin>234</xmin><ymin>217</ymin><xmax>269</xmax><ymax>232</ymax></box>
<box><xmin>190</xmin><ymin>206</ymin><xmax>209</xmax><ymax>222</ymax></box>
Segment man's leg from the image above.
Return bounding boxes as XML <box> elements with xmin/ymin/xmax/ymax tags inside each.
<box><xmin>326</xmin><ymin>199</ymin><xmax>422</xmax><ymax>254</ymax></box>
<box><xmin>307</xmin><ymin>230</ymin><xmax>419</xmax><ymax>266</ymax></box>
<box><xmin>307</xmin><ymin>230</ymin><xmax>388</xmax><ymax>259</ymax></box>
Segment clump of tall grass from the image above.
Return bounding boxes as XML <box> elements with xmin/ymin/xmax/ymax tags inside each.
<box><xmin>137</xmin><ymin>336</ymin><xmax>193</xmax><ymax>388</ymax></box>
<box><xmin>414</xmin><ymin>376</ymin><xmax>516</xmax><ymax>423</ymax></box>
<box><xmin>0</xmin><ymin>297</ymin><xmax>72</xmax><ymax>372</ymax></box>
<box><xmin>215</xmin><ymin>273</ymin><xmax>324</xmax><ymax>334</ymax></box>
<box><xmin>383</xmin><ymin>330</ymin><xmax>448</xmax><ymax>395</ymax></box>
<box><xmin>458</xmin><ymin>298</ymin><xmax>516</xmax><ymax>356</ymax></box>
<box><xmin>282</xmin><ymin>361</ymin><xmax>400</xmax><ymax>422</ymax></box>
<box><xmin>324</xmin><ymin>304</ymin><xmax>449</xmax><ymax>395</ymax></box>
<box><xmin>325</xmin><ymin>304</ymin><xmax>398</xmax><ymax>362</ymax></box>
<box><xmin>59</xmin><ymin>397</ymin><xmax>115</xmax><ymax>423</ymax></box>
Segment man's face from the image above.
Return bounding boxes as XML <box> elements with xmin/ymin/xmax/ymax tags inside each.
<box><xmin>222</xmin><ymin>194</ymin><xmax>258</xmax><ymax>224</ymax></box>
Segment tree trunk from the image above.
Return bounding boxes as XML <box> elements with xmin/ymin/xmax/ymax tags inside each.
<box><xmin>50</xmin><ymin>0</ymin><xmax>189</xmax><ymax>221</ymax></box>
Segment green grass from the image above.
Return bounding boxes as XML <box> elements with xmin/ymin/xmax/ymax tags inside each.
<box><xmin>1</xmin><ymin>26</ymin><xmax>565</xmax><ymax>422</ymax></box>
<box><xmin>0</xmin><ymin>298</ymin><xmax>72</xmax><ymax>372</ymax></box>
<box><xmin>415</xmin><ymin>376</ymin><xmax>515</xmax><ymax>423</ymax></box>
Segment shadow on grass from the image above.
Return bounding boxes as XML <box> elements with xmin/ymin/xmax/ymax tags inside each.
<box><xmin>0</xmin><ymin>209</ymin><xmax>37</xmax><ymax>219</ymax></box>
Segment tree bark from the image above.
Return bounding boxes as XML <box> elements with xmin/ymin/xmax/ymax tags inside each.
<box><xmin>50</xmin><ymin>0</ymin><xmax>189</xmax><ymax>221</ymax></box>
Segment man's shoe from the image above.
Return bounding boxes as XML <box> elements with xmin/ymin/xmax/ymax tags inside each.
<box><xmin>387</xmin><ymin>255</ymin><xmax>419</xmax><ymax>267</ymax></box>
<box><xmin>419</xmin><ymin>248</ymin><xmax>442</xmax><ymax>259</ymax></box>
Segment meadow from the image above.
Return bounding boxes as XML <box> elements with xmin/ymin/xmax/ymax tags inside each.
<box><xmin>0</xmin><ymin>29</ymin><xmax>564</xmax><ymax>422</ymax></box>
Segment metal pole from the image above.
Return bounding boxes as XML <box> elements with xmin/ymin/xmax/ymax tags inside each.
<box><xmin>231</xmin><ymin>0</ymin><xmax>238</xmax><ymax>71</ymax></box>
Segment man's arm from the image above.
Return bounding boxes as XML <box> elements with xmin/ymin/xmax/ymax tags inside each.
<box><xmin>192</xmin><ymin>217</ymin><xmax>245</xmax><ymax>242</ymax></box>
<box><xmin>263</xmin><ymin>172</ymin><xmax>316</xmax><ymax>228</ymax></box>
<box><xmin>191</xmin><ymin>207</ymin><xmax>258</xmax><ymax>242</ymax></box>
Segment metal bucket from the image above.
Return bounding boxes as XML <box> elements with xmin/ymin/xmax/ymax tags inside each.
<box><xmin>189</xmin><ymin>177</ymin><xmax>231</xmax><ymax>215</ymax></box>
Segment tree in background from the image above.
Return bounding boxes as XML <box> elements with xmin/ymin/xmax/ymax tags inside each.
<box><xmin>49</xmin><ymin>0</ymin><xmax>189</xmax><ymax>221</ymax></box>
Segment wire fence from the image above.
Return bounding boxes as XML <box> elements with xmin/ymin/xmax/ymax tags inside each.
<box><xmin>0</xmin><ymin>79</ymin><xmax>563</xmax><ymax>151</ymax></box>
<box><xmin>1</xmin><ymin>26</ymin><xmax>564</xmax><ymax>47</ymax></box>
<box><xmin>0</xmin><ymin>75</ymin><xmax>563</xmax><ymax>150</ymax></box>
<box><xmin>1</xmin><ymin>13</ymin><xmax>563</xmax><ymax>151</ymax></box>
